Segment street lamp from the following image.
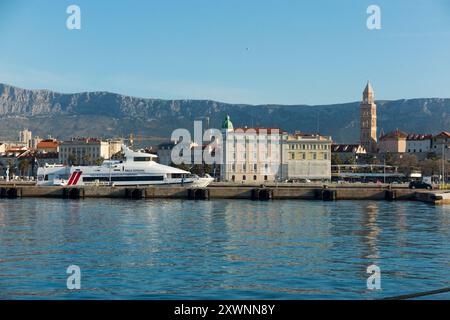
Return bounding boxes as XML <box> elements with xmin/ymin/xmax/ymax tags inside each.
<box><xmin>442</xmin><ymin>144</ymin><xmax>447</xmax><ymax>188</ymax></box>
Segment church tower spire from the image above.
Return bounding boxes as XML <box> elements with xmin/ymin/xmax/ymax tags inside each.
<box><xmin>363</xmin><ymin>81</ymin><xmax>374</xmax><ymax>104</ymax></box>
<box><xmin>360</xmin><ymin>81</ymin><xmax>377</xmax><ymax>153</ymax></box>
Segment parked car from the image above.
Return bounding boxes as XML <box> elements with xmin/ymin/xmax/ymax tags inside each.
<box><xmin>408</xmin><ymin>180</ymin><xmax>433</xmax><ymax>190</ymax></box>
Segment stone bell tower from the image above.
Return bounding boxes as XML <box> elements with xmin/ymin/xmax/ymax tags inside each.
<box><xmin>360</xmin><ymin>81</ymin><xmax>377</xmax><ymax>153</ymax></box>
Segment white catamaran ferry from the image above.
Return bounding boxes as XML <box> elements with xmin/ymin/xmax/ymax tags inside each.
<box><xmin>36</xmin><ymin>145</ymin><xmax>214</xmax><ymax>187</ymax></box>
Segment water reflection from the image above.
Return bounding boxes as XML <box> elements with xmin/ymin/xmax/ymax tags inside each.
<box><xmin>362</xmin><ymin>202</ymin><xmax>381</xmax><ymax>260</ymax></box>
<box><xmin>0</xmin><ymin>198</ymin><xmax>449</xmax><ymax>299</ymax></box>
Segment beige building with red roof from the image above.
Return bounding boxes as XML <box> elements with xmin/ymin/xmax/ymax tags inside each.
<box><xmin>36</xmin><ymin>139</ymin><xmax>59</xmax><ymax>153</ymax></box>
<box><xmin>377</xmin><ymin>129</ymin><xmax>408</xmax><ymax>153</ymax></box>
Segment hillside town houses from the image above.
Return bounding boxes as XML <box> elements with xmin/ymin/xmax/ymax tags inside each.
<box><xmin>0</xmin><ymin>82</ymin><xmax>448</xmax><ymax>183</ymax></box>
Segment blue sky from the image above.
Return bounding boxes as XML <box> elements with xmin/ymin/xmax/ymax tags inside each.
<box><xmin>0</xmin><ymin>0</ymin><xmax>450</xmax><ymax>104</ymax></box>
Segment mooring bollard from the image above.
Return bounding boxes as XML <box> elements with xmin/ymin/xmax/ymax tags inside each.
<box><xmin>314</xmin><ymin>189</ymin><xmax>324</xmax><ymax>200</ymax></box>
<box><xmin>63</xmin><ymin>188</ymin><xmax>84</xmax><ymax>199</ymax></box>
<box><xmin>125</xmin><ymin>188</ymin><xmax>145</xmax><ymax>199</ymax></box>
<box><xmin>6</xmin><ymin>188</ymin><xmax>19</xmax><ymax>198</ymax></box>
<box><xmin>188</xmin><ymin>188</ymin><xmax>210</xmax><ymax>200</ymax></box>
<box><xmin>251</xmin><ymin>188</ymin><xmax>273</xmax><ymax>201</ymax></box>
<box><xmin>385</xmin><ymin>190</ymin><xmax>396</xmax><ymax>201</ymax></box>
<box><xmin>322</xmin><ymin>189</ymin><xmax>337</xmax><ymax>201</ymax></box>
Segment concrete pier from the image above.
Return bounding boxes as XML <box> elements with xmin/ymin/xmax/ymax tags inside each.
<box><xmin>0</xmin><ymin>183</ymin><xmax>448</xmax><ymax>204</ymax></box>
<box><xmin>414</xmin><ymin>191</ymin><xmax>450</xmax><ymax>205</ymax></box>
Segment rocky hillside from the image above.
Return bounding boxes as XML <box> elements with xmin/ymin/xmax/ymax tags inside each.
<box><xmin>0</xmin><ymin>83</ymin><xmax>449</xmax><ymax>144</ymax></box>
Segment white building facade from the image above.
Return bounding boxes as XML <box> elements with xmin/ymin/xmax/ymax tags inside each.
<box><xmin>220</xmin><ymin>116</ymin><xmax>286</xmax><ymax>183</ymax></box>
<box><xmin>406</xmin><ymin>134</ymin><xmax>432</xmax><ymax>154</ymax></box>
<box><xmin>218</xmin><ymin>116</ymin><xmax>332</xmax><ymax>183</ymax></box>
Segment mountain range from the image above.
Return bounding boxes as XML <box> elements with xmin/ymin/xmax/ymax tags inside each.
<box><xmin>0</xmin><ymin>83</ymin><xmax>449</xmax><ymax>145</ymax></box>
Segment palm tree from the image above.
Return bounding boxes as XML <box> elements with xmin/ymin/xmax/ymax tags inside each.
<box><xmin>18</xmin><ymin>159</ymin><xmax>30</xmax><ymax>177</ymax></box>
<box><xmin>95</xmin><ymin>157</ymin><xmax>104</xmax><ymax>166</ymax></box>
<box><xmin>68</xmin><ymin>153</ymin><xmax>77</xmax><ymax>165</ymax></box>
<box><xmin>82</xmin><ymin>154</ymin><xmax>92</xmax><ymax>165</ymax></box>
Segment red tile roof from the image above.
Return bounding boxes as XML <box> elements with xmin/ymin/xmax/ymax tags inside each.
<box><xmin>380</xmin><ymin>129</ymin><xmax>408</xmax><ymax>140</ymax></box>
<box><xmin>37</xmin><ymin>140</ymin><xmax>59</xmax><ymax>149</ymax></box>
<box><xmin>434</xmin><ymin>131</ymin><xmax>450</xmax><ymax>139</ymax></box>
<box><xmin>406</xmin><ymin>134</ymin><xmax>433</xmax><ymax>141</ymax></box>
<box><xmin>332</xmin><ymin>144</ymin><xmax>365</xmax><ymax>153</ymax></box>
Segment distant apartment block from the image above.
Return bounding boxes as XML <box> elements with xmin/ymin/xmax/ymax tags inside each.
<box><xmin>19</xmin><ymin>129</ymin><xmax>33</xmax><ymax>148</ymax></box>
<box><xmin>157</xmin><ymin>142</ymin><xmax>176</xmax><ymax>166</ymax></box>
<box><xmin>59</xmin><ymin>138</ymin><xmax>123</xmax><ymax>165</ymax></box>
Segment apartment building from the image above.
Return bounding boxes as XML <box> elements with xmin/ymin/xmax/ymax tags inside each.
<box><xmin>283</xmin><ymin>132</ymin><xmax>332</xmax><ymax>181</ymax></box>
<box><xmin>59</xmin><ymin>138</ymin><xmax>123</xmax><ymax>165</ymax></box>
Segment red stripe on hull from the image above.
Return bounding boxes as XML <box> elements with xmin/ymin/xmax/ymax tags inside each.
<box><xmin>67</xmin><ymin>172</ymin><xmax>77</xmax><ymax>186</ymax></box>
<box><xmin>72</xmin><ymin>171</ymin><xmax>82</xmax><ymax>186</ymax></box>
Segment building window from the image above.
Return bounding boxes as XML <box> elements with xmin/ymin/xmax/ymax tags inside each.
<box><xmin>253</xmin><ymin>175</ymin><xmax>257</xmax><ymax>181</ymax></box>
<box><xmin>264</xmin><ymin>175</ymin><xmax>268</xmax><ymax>181</ymax></box>
<box><xmin>243</xmin><ymin>175</ymin><xmax>246</xmax><ymax>181</ymax></box>
<box><xmin>253</xmin><ymin>164</ymin><xmax>257</xmax><ymax>171</ymax></box>
<box><xmin>232</xmin><ymin>175</ymin><xmax>235</xmax><ymax>182</ymax></box>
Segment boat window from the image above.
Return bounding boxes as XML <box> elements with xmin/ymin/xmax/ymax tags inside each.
<box><xmin>83</xmin><ymin>176</ymin><xmax>164</xmax><ymax>182</ymax></box>
<box><xmin>134</xmin><ymin>157</ymin><xmax>152</xmax><ymax>162</ymax></box>
<box><xmin>44</xmin><ymin>175</ymin><xmax>49</xmax><ymax>181</ymax></box>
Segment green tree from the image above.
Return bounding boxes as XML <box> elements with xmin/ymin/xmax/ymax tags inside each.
<box><xmin>95</xmin><ymin>157</ymin><xmax>104</xmax><ymax>166</ymax></box>
<box><xmin>394</xmin><ymin>154</ymin><xmax>418</xmax><ymax>176</ymax></box>
<box><xmin>68</xmin><ymin>153</ymin><xmax>77</xmax><ymax>165</ymax></box>
<box><xmin>420</xmin><ymin>159</ymin><xmax>440</xmax><ymax>176</ymax></box>
<box><xmin>82</xmin><ymin>154</ymin><xmax>92</xmax><ymax>165</ymax></box>
<box><xmin>344</xmin><ymin>157</ymin><xmax>357</xmax><ymax>165</ymax></box>
<box><xmin>331</xmin><ymin>154</ymin><xmax>342</xmax><ymax>166</ymax></box>
<box><xmin>18</xmin><ymin>159</ymin><xmax>30</xmax><ymax>176</ymax></box>
<box><xmin>384</xmin><ymin>152</ymin><xmax>394</xmax><ymax>166</ymax></box>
